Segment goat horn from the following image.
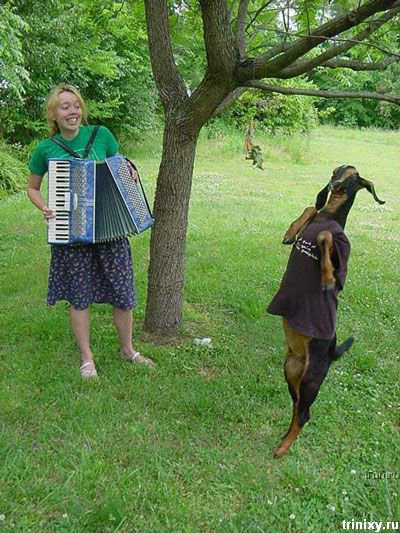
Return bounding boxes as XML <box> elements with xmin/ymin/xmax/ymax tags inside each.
<box><xmin>359</xmin><ymin>177</ymin><xmax>385</xmax><ymax>205</ymax></box>
<box><xmin>315</xmin><ymin>184</ymin><xmax>329</xmax><ymax>210</ymax></box>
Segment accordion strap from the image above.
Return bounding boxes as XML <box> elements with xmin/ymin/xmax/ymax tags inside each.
<box><xmin>50</xmin><ymin>125</ymin><xmax>100</xmax><ymax>159</ymax></box>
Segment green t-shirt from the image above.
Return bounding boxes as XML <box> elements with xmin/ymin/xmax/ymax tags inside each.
<box><xmin>28</xmin><ymin>125</ymin><xmax>119</xmax><ymax>176</ymax></box>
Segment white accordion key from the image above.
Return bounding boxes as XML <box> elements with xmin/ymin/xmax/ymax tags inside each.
<box><xmin>64</xmin><ymin>192</ymin><xmax>71</xmax><ymax>211</ymax></box>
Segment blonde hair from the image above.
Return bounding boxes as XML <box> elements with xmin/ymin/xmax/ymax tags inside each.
<box><xmin>46</xmin><ymin>84</ymin><xmax>88</xmax><ymax>136</ymax></box>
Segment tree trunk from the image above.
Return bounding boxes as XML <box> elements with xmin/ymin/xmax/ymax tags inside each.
<box><xmin>144</xmin><ymin>117</ymin><xmax>199</xmax><ymax>334</ymax></box>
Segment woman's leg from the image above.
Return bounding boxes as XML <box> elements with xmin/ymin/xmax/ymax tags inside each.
<box><xmin>113</xmin><ymin>307</ymin><xmax>154</xmax><ymax>366</ymax></box>
<box><xmin>69</xmin><ymin>307</ymin><xmax>96</xmax><ymax>374</ymax></box>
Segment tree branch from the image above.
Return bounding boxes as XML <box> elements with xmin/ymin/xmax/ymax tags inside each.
<box><xmin>269</xmin><ymin>0</ymin><xmax>400</xmax><ymax>71</ymax></box>
<box><xmin>238</xmin><ymin>0</ymin><xmax>399</xmax><ymax>80</ymax></box>
<box><xmin>282</xmin><ymin>2</ymin><xmax>290</xmax><ymax>36</ymax></box>
<box><xmin>144</xmin><ymin>0</ymin><xmax>187</xmax><ymax>107</ymax></box>
<box><xmin>199</xmin><ymin>0</ymin><xmax>237</xmax><ymax>77</ymax></box>
<box><xmin>249</xmin><ymin>24</ymin><xmax>400</xmax><ymax>61</ymax></box>
<box><xmin>246</xmin><ymin>1</ymin><xmax>276</xmax><ymax>31</ymax></box>
<box><xmin>213</xmin><ymin>87</ymin><xmax>247</xmax><ymax>116</ymax></box>
<box><xmin>324</xmin><ymin>55</ymin><xmax>399</xmax><ymax>71</ymax></box>
<box><xmin>245</xmin><ymin>81</ymin><xmax>400</xmax><ymax>105</ymax></box>
<box><xmin>182</xmin><ymin>1</ymin><xmax>238</xmax><ymax>131</ymax></box>
<box><xmin>229</xmin><ymin>0</ymin><xmax>239</xmax><ymax>23</ymax></box>
<box><xmin>276</xmin><ymin>5</ymin><xmax>400</xmax><ymax>78</ymax></box>
<box><xmin>236</xmin><ymin>0</ymin><xmax>250</xmax><ymax>61</ymax></box>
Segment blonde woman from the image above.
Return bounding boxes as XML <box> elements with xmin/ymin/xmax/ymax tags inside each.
<box><xmin>27</xmin><ymin>84</ymin><xmax>154</xmax><ymax>377</ymax></box>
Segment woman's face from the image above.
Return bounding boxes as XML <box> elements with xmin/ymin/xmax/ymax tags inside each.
<box><xmin>53</xmin><ymin>91</ymin><xmax>82</xmax><ymax>138</ymax></box>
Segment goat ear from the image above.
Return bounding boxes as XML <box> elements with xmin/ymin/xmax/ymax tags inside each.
<box><xmin>358</xmin><ymin>177</ymin><xmax>385</xmax><ymax>205</ymax></box>
<box><xmin>315</xmin><ymin>184</ymin><xmax>329</xmax><ymax>210</ymax></box>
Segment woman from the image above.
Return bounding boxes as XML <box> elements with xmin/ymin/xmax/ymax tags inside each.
<box><xmin>27</xmin><ymin>84</ymin><xmax>154</xmax><ymax>377</ymax></box>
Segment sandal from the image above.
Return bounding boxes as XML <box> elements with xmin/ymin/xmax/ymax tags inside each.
<box><xmin>121</xmin><ymin>351</ymin><xmax>155</xmax><ymax>367</ymax></box>
<box><xmin>80</xmin><ymin>361</ymin><xmax>98</xmax><ymax>378</ymax></box>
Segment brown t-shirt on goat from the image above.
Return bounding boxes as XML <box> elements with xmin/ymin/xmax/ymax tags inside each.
<box><xmin>267</xmin><ymin>220</ymin><xmax>351</xmax><ymax>340</ymax></box>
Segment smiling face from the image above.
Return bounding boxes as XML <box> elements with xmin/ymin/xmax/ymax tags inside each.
<box><xmin>46</xmin><ymin>84</ymin><xmax>88</xmax><ymax>137</ymax></box>
<box><xmin>53</xmin><ymin>91</ymin><xmax>82</xmax><ymax>139</ymax></box>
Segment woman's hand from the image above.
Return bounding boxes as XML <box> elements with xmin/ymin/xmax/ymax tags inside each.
<box><xmin>28</xmin><ymin>173</ymin><xmax>55</xmax><ymax>222</ymax></box>
<box><xmin>127</xmin><ymin>161</ymin><xmax>139</xmax><ymax>182</ymax></box>
<box><xmin>42</xmin><ymin>205</ymin><xmax>55</xmax><ymax>222</ymax></box>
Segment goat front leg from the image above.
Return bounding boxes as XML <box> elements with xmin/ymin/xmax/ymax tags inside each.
<box><xmin>316</xmin><ymin>230</ymin><xmax>335</xmax><ymax>290</ymax></box>
<box><xmin>283</xmin><ymin>207</ymin><xmax>318</xmax><ymax>245</ymax></box>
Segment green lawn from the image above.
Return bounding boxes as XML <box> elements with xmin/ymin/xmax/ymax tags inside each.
<box><xmin>0</xmin><ymin>126</ymin><xmax>399</xmax><ymax>532</ymax></box>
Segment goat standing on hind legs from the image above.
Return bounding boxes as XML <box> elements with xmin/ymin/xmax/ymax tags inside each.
<box><xmin>267</xmin><ymin>165</ymin><xmax>385</xmax><ymax>458</ymax></box>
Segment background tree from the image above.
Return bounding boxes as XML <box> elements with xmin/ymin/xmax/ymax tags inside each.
<box><xmin>143</xmin><ymin>0</ymin><xmax>400</xmax><ymax>334</ymax></box>
<box><xmin>312</xmin><ymin>62</ymin><xmax>400</xmax><ymax>127</ymax></box>
<box><xmin>0</xmin><ymin>4</ymin><xmax>29</xmax><ymax>137</ymax></box>
<box><xmin>0</xmin><ymin>0</ymin><xmax>157</xmax><ymax>143</ymax></box>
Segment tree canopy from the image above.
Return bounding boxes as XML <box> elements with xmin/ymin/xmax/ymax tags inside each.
<box><xmin>1</xmin><ymin>0</ymin><xmax>400</xmax><ymax>143</ymax></box>
<box><xmin>0</xmin><ymin>1</ymin><xmax>157</xmax><ymax>142</ymax></box>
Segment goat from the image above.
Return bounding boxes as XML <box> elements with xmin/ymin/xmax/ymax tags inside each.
<box><xmin>267</xmin><ymin>165</ymin><xmax>385</xmax><ymax>458</ymax></box>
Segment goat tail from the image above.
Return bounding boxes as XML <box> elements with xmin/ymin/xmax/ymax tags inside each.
<box><xmin>332</xmin><ymin>336</ymin><xmax>354</xmax><ymax>362</ymax></box>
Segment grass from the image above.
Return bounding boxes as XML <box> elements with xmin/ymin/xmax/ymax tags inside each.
<box><xmin>0</xmin><ymin>126</ymin><xmax>399</xmax><ymax>532</ymax></box>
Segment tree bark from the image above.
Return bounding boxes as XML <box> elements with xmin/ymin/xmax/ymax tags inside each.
<box><xmin>144</xmin><ymin>116</ymin><xmax>200</xmax><ymax>333</ymax></box>
<box><xmin>143</xmin><ymin>0</ymin><xmax>236</xmax><ymax>334</ymax></box>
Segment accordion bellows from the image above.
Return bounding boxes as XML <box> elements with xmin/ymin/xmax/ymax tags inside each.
<box><xmin>47</xmin><ymin>155</ymin><xmax>154</xmax><ymax>244</ymax></box>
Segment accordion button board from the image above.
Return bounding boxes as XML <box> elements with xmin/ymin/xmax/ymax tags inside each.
<box><xmin>47</xmin><ymin>155</ymin><xmax>153</xmax><ymax>245</ymax></box>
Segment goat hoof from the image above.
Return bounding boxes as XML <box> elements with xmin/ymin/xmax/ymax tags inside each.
<box><xmin>273</xmin><ymin>445</ymin><xmax>289</xmax><ymax>459</ymax></box>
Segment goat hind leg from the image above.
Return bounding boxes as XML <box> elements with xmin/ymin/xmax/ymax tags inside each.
<box><xmin>273</xmin><ymin>404</ymin><xmax>302</xmax><ymax>458</ymax></box>
<box><xmin>298</xmin><ymin>335</ymin><xmax>353</xmax><ymax>425</ymax></box>
<box><xmin>273</xmin><ymin>349</ymin><xmax>309</xmax><ymax>458</ymax></box>
<box><xmin>274</xmin><ymin>337</ymin><xmax>333</xmax><ymax>458</ymax></box>
<box><xmin>297</xmin><ymin>338</ymin><xmax>332</xmax><ymax>433</ymax></box>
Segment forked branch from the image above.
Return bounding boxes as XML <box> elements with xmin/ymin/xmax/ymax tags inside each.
<box><xmin>277</xmin><ymin>5</ymin><xmax>400</xmax><ymax>78</ymax></box>
<box><xmin>238</xmin><ymin>0</ymin><xmax>399</xmax><ymax>79</ymax></box>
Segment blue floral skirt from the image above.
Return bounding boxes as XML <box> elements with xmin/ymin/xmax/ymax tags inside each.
<box><xmin>47</xmin><ymin>238</ymin><xmax>136</xmax><ymax>310</ymax></box>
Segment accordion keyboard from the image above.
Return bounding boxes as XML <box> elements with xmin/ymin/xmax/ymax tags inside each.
<box><xmin>48</xmin><ymin>160</ymin><xmax>71</xmax><ymax>243</ymax></box>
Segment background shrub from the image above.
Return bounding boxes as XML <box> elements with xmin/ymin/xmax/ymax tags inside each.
<box><xmin>0</xmin><ymin>141</ymin><xmax>27</xmax><ymax>198</ymax></box>
<box><xmin>227</xmin><ymin>79</ymin><xmax>319</xmax><ymax>136</ymax></box>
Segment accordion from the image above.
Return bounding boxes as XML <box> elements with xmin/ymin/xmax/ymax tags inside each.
<box><xmin>47</xmin><ymin>155</ymin><xmax>154</xmax><ymax>244</ymax></box>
